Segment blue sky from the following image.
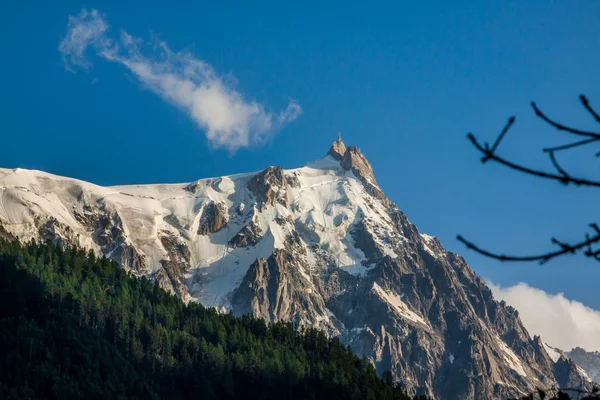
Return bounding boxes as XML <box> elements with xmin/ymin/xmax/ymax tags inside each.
<box><xmin>1</xmin><ymin>1</ymin><xmax>600</xmax><ymax>317</ymax></box>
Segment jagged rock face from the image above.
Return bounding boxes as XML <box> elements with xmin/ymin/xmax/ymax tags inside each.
<box><xmin>247</xmin><ymin>166</ymin><xmax>289</xmax><ymax>211</ymax></box>
<box><xmin>0</xmin><ymin>140</ymin><xmax>571</xmax><ymax>399</ymax></box>
<box><xmin>197</xmin><ymin>202</ymin><xmax>227</xmax><ymax>235</ymax></box>
<box><xmin>0</xmin><ymin>223</ymin><xmax>15</xmax><ymax>241</ymax></box>
<box><xmin>540</xmin><ymin>342</ymin><xmax>593</xmax><ymax>389</ymax></box>
<box><xmin>156</xmin><ymin>234</ymin><xmax>191</xmax><ymax>297</ymax></box>
<box><xmin>532</xmin><ymin>337</ymin><xmax>556</xmax><ymax>373</ymax></box>
<box><xmin>328</xmin><ymin>136</ymin><xmax>347</xmax><ymax>160</ymax></box>
<box><xmin>553</xmin><ymin>357</ymin><xmax>592</xmax><ymax>390</ymax></box>
<box><xmin>231</xmin><ymin>233</ymin><xmax>340</xmax><ymax>333</ymax></box>
<box><xmin>341</xmin><ymin>146</ymin><xmax>389</xmax><ymax>206</ymax></box>
<box><xmin>567</xmin><ymin>347</ymin><xmax>600</xmax><ymax>383</ymax></box>
<box><xmin>229</xmin><ymin>215</ymin><xmax>263</xmax><ymax>248</ymax></box>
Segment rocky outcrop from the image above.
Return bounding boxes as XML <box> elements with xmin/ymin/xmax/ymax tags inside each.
<box><xmin>232</xmin><ymin>232</ymin><xmax>343</xmax><ymax>335</ymax></box>
<box><xmin>341</xmin><ymin>145</ymin><xmax>390</xmax><ymax>206</ymax></box>
<box><xmin>94</xmin><ymin>213</ymin><xmax>147</xmax><ymax>274</ymax></box>
<box><xmin>157</xmin><ymin>234</ymin><xmax>191</xmax><ymax>297</ymax></box>
<box><xmin>0</xmin><ymin>223</ymin><xmax>15</xmax><ymax>241</ymax></box>
<box><xmin>554</xmin><ymin>356</ymin><xmax>593</xmax><ymax>390</ymax></box>
<box><xmin>327</xmin><ymin>135</ymin><xmax>347</xmax><ymax>160</ymax></box>
<box><xmin>247</xmin><ymin>166</ymin><xmax>289</xmax><ymax>211</ymax></box>
<box><xmin>350</xmin><ymin>219</ymin><xmax>386</xmax><ymax>262</ymax></box>
<box><xmin>229</xmin><ymin>215</ymin><xmax>263</xmax><ymax>248</ymax></box>
<box><xmin>567</xmin><ymin>347</ymin><xmax>600</xmax><ymax>383</ymax></box>
<box><xmin>197</xmin><ymin>202</ymin><xmax>227</xmax><ymax>235</ymax></box>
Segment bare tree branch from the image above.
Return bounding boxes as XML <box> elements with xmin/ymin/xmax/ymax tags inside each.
<box><xmin>532</xmin><ymin>101</ymin><xmax>600</xmax><ymax>139</ymax></box>
<box><xmin>466</xmin><ymin>131</ymin><xmax>600</xmax><ymax>187</ymax></box>
<box><xmin>547</xmin><ymin>151</ymin><xmax>570</xmax><ymax>183</ymax></box>
<box><xmin>543</xmin><ymin>137</ymin><xmax>600</xmax><ymax>153</ymax></box>
<box><xmin>461</xmin><ymin>96</ymin><xmax>600</xmax><ymax>263</ymax></box>
<box><xmin>580</xmin><ymin>95</ymin><xmax>600</xmax><ymax>124</ymax></box>
<box><xmin>457</xmin><ymin>224</ymin><xmax>600</xmax><ymax>264</ymax></box>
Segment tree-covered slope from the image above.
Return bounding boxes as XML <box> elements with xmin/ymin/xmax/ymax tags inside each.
<box><xmin>0</xmin><ymin>239</ymin><xmax>415</xmax><ymax>400</ymax></box>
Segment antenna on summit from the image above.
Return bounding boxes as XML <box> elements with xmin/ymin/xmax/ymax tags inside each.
<box><xmin>337</xmin><ymin>132</ymin><xmax>342</xmax><ymax>141</ymax></box>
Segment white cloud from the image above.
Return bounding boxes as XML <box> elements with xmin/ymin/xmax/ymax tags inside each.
<box><xmin>58</xmin><ymin>9</ymin><xmax>109</xmax><ymax>71</ymax></box>
<box><xmin>58</xmin><ymin>8</ymin><xmax>301</xmax><ymax>151</ymax></box>
<box><xmin>489</xmin><ymin>281</ymin><xmax>600</xmax><ymax>352</ymax></box>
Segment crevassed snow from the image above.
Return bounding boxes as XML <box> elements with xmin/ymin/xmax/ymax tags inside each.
<box><xmin>372</xmin><ymin>282</ymin><xmax>428</xmax><ymax>326</ymax></box>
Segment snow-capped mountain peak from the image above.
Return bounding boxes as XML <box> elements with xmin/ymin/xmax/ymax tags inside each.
<box><xmin>0</xmin><ymin>138</ymin><xmax>587</xmax><ymax>399</ymax></box>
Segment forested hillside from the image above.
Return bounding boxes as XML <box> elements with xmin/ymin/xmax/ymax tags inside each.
<box><xmin>0</xmin><ymin>239</ymin><xmax>416</xmax><ymax>400</ymax></box>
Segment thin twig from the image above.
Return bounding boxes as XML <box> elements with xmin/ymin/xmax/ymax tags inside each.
<box><xmin>490</xmin><ymin>116</ymin><xmax>516</xmax><ymax>153</ymax></box>
<box><xmin>532</xmin><ymin>102</ymin><xmax>600</xmax><ymax>139</ymax></box>
<box><xmin>581</xmin><ymin>95</ymin><xmax>600</xmax><ymax>124</ymax></box>
<box><xmin>543</xmin><ymin>137</ymin><xmax>600</xmax><ymax>153</ymax></box>
<box><xmin>548</xmin><ymin>151</ymin><xmax>570</xmax><ymax>183</ymax></box>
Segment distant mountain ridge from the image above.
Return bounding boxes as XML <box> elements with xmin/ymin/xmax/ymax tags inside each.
<box><xmin>543</xmin><ymin>343</ymin><xmax>600</xmax><ymax>385</ymax></box>
<box><xmin>567</xmin><ymin>347</ymin><xmax>600</xmax><ymax>383</ymax></box>
<box><xmin>0</xmin><ymin>137</ymin><xmax>590</xmax><ymax>399</ymax></box>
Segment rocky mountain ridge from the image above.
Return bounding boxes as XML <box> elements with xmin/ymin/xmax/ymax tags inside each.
<box><xmin>543</xmin><ymin>343</ymin><xmax>600</xmax><ymax>385</ymax></box>
<box><xmin>0</xmin><ymin>138</ymin><xmax>588</xmax><ymax>399</ymax></box>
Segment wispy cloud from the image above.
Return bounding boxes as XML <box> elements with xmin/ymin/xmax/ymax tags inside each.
<box><xmin>58</xmin><ymin>8</ymin><xmax>301</xmax><ymax>151</ymax></box>
<box><xmin>489</xmin><ymin>281</ymin><xmax>600</xmax><ymax>352</ymax></box>
<box><xmin>59</xmin><ymin>9</ymin><xmax>110</xmax><ymax>72</ymax></box>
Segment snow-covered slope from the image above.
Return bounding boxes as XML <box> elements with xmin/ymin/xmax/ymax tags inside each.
<box><xmin>0</xmin><ymin>155</ymin><xmax>386</xmax><ymax>310</ymax></box>
<box><xmin>0</xmin><ymin>138</ymin><xmax>581</xmax><ymax>399</ymax></box>
<box><xmin>544</xmin><ymin>343</ymin><xmax>565</xmax><ymax>363</ymax></box>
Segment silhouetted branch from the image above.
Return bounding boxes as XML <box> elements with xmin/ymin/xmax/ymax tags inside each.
<box><xmin>548</xmin><ymin>151</ymin><xmax>570</xmax><ymax>182</ymax></box>
<box><xmin>457</xmin><ymin>224</ymin><xmax>600</xmax><ymax>264</ymax></box>
<box><xmin>532</xmin><ymin>101</ymin><xmax>600</xmax><ymax>139</ymax></box>
<box><xmin>489</xmin><ymin>116</ymin><xmax>515</xmax><ymax>153</ymax></box>
<box><xmin>581</xmin><ymin>95</ymin><xmax>600</xmax><ymax>124</ymax></box>
<box><xmin>543</xmin><ymin>137</ymin><xmax>600</xmax><ymax>153</ymax></box>
<box><xmin>466</xmin><ymin>131</ymin><xmax>600</xmax><ymax>187</ymax></box>
<box><xmin>461</xmin><ymin>95</ymin><xmax>600</xmax><ymax>263</ymax></box>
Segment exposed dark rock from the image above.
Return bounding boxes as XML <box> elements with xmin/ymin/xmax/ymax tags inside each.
<box><xmin>532</xmin><ymin>336</ymin><xmax>556</xmax><ymax>372</ymax></box>
<box><xmin>115</xmin><ymin>245</ymin><xmax>147</xmax><ymax>275</ymax></box>
<box><xmin>38</xmin><ymin>218</ymin><xmax>60</xmax><ymax>243</ymax></box>
<box><xmin>341</xmin><ymin>146</ymin><xmax>390</xmax><ymax>206</ymax></box>
<box><xmin>327</xmin><ymin>135</ymin><xmax>347</xmax><ymax>160</ymax></box>
<box><xmin>567</xmin><ymin>347</ymin><xmax>600</xmax><ymax>383</ymax></box>
<box><xmin>275</xmin><ymin>215</ymin><xmax>293</xmax><ymax>226</ymax></box>
<box><xmin>73</xmin><ymin>206</ymin><xmax>99</xmax><ymax>231</ymax></box>
<box><xmin>197</xmin><ymin>202</ymin><xmax>228</xmax><ymax>235</ymax></box>
<box><xmin>388</xmin><ymin>205</ymin><xmax>422</xmax><ymax>242</ymax></box>
<box><xmin>247</xmin><ymin>166</ymin><xmax>289</xmax><ymax>211</ymax></box>
<box><xmin>286</xmin><ymin>173</ymin><xmax>301</xmax><ymax>188</ymax></box>
<box><xmin>93</xmin><ymin>213</ymin><xmax>147</xmax><ymax>274</ymax></box>
<box><xmin>231</xmin><ymin>234</ymin><xmax>336</xmax><ymax>333</ymax></box>
<box><xmin>163</xmin><ymin>214</ymin><xmax>184</xmax><ymax>230</ymax></box>
<box><xmin>229</xmin><ymin>217</ymin><xmax>263</xmax><ymax>248</ymax></box>
<box><xmin>158</xmin><ymin>234</ymin><xmax>192</xmax><ymax>297</ymax></box>
<box><xmin>0</xmin><ymin>222</ymin><xmax>15</xmax><ymax>241</ymax></box>
<box><xmin>183</xmin><ymin>181</ymin><xmax>202</xmax><ymax>193</ymax></box>
<box><xmin>350</xmin><ymin>219</ymin><xmax>385</xmax><ymax>262</ymax></box>
<box><xmin>554</xmin><ymin>356</ymin><xmax>593</xmax><ymax>391</ymax></box>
